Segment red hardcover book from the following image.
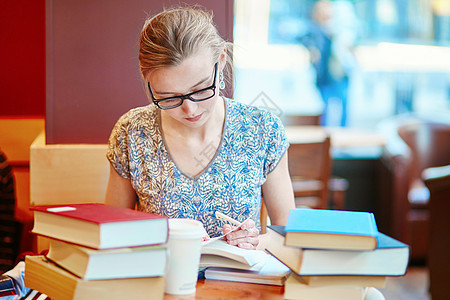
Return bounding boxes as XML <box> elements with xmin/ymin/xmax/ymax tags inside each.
<box><xmin>31</xmin><ymin>203</ymin><xmax>168</xmax><ymax>249</ymax></box>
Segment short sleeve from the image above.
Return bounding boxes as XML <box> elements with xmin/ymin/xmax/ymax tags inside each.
<box><xmin>106</xmin><ymin>115</ymin><xmax>131</xmax><ymax>179</ymax></box>
<box><xmin>262</xmin><ymin>112</ymin><xmax>289</xmax><ymax>176</ymax></box>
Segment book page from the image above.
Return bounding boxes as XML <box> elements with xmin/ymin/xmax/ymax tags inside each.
<box><xmin>201</xmin><ymin>240</ymin><xmax>269</xmax><ymax>267</ymax></box>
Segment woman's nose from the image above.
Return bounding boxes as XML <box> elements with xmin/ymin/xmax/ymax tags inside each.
<box><xmin>181</xmin><ymin>99</ymin><xmax>198</xmax><ymax>115</ymax></box>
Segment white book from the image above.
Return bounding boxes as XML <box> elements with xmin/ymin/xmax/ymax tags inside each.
<box><xmin>46</xmin><ymin>239</ymin><xmax>167</xmax><ymax>280</ymax></box>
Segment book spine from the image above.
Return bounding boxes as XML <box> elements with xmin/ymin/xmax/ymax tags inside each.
<box><xmin>369</xmin><ymin>213</ymin><xmax>378</xmax><ymax>237</ymax></box>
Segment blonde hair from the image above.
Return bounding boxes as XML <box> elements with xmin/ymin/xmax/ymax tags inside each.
<box><xmin>139</xmin><ymin>7</ymin><xmax>233</xmax><ymax>87</ymax></box>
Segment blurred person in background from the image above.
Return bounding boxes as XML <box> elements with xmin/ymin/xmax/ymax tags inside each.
<box><xmin>300</xmin><ymin>0</ymin><xmax>358</xmax><ymax>127</ymax></box>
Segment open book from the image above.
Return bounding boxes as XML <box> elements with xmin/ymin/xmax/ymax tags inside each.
<box><xmin>201</xmin><ymin>239</ymin><xmax>269</xmax><ymax>270</ymax></box>
<box><xmin>200</xmin><ymin>240</ymin><xmax>290</xmax><ymax>285</ymax></box>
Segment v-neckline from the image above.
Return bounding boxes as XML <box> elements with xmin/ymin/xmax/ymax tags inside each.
<box><xmin>158</xmin><ymin>98</ymin><xmax>228</xmax><ymax>180</ymax></box>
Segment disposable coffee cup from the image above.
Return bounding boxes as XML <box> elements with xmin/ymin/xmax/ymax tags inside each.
<box><xmin>165</xmin><ymin>218</ymin><xmax>205</xmax><ymax>295</ymax></box>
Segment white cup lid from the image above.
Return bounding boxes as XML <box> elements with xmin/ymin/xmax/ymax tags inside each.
<box><xmin>168</xmin><ymin>218</ymin><xmax>205</xmax><ymax>239</ymax></box>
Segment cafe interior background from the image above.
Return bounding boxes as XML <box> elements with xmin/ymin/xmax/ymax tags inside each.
<box><xmin>1</xmin><ymin>0</ymin><xmax>449</xmax><ymax>295</ymax></box>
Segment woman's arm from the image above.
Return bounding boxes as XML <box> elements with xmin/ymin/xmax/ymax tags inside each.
<box><xmin>262</xmin><ymin>151</ymin><xmax>296</xmax><ymax>225</ymax></box>
<box><xmin>255</xmin><ymin>151</ymin><xmax>295</xmax><ymax>250</ymax></box>
<box><xmin>105</xmin><ymin>163</ymin><xmax>137</xmax><ymax>209</ymax></box>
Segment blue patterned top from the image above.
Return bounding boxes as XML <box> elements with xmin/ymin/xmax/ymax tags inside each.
<box><xmin>107</xmin><ymin>98</ymin><xmax>289</xmax><ymax>237</ymax></box>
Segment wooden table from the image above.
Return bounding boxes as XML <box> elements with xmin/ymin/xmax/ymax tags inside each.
<box><xmin>285</xmin><ymin>126</ymin><xmax>387</xmax><ymax>213</ymax></box>
<box><xmin>164</xmin><ymin>279</ymin><xmax>385</xmax><ymax>299</ymax></box>
<box><xmin>164</xmin><ymin>279</ymin><xmax>284</xmax><ymax>299</ymax></box>
<box><xmin>285</xmin><ymin>126</ymin><xmax>386</xmax><ymax>148</ymax></box>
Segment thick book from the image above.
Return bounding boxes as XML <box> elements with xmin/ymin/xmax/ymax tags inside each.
<box><xmin>284</xmin><ymin>274</ymin><xmax>367</xmax><ymax>300</ymax></box>
<box><xmin>24</xmin><ymin>256</ymin><xmax>165</xmax><ymax>300</ymax></box>
<box><xmin>285</xmin><ymin>208</ymin><xmax>379</xmax><ymax>250</ymax></box>
<box><xmin>46</xmin><ymin>239</ymin><xmax>167</xmax><ymax>280</ymax></box>
<box><xmin>266</xmin><ymin>225</ymin><xmax>409</xmax><ymax>276</ymax></box>
<box><xmin>31</xmin><ymin>203</ymin><xmax>168</xmax><ymax>249</ymax></box>
<box><xmin>201</xmin><ymin>239</ymin><xmax>270</xmax><ymax>271</ymax></box>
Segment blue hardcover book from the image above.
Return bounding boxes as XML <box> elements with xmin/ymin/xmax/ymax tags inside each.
<box><xmin>285</xmin><ymin>208</ymin><xmax>379</xmax><ymax>250</ymax></box>
<box><xmin>0</xmin><ymin>275</ymin><xmax>16</xmax><ymax>297</ymax></box>
<box><xmin>267</xmin><ymin>225</ymin><xmax>410</xmax><ymax>276</ymax></box>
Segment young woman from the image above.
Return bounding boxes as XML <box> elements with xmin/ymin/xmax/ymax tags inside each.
<box><xmin>105</xmin><ymin>7</ymin><xmax>295</xmax><ymax>250</ymax></box>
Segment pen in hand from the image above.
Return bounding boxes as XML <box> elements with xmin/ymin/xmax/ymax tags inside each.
<box><xmin>215</xmin><ymin>211</ymin><xmax>243</xmax><ymax>227</ymax></box>
<box><xmin>215</xmin><ymin>211</ymin><xmax>259</xmax><ymax>249</ymax></box>
<box><xmin>202</xmin><ymin>212</ymin><xmax>249</xmax><ymax>246</ymax></box>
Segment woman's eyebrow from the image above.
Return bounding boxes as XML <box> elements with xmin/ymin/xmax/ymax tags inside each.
<box><xmin>154</xmin><ymin>75</ymin><xmax>211</xmax><ymax>95</ymax></box>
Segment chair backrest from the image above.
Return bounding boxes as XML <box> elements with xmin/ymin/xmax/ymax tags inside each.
<box><xmin>288</xmin><ymin>137</ymin><xmax>331</xmax><ymax>179</ymax></box>
<box><xmin>260</xmin><ymin>136</ymin><xmax>332</xmax><ymax>232</ymax></box>
<box><xmin>288</xmin><ymin>136</ymin><xmax>332</xmax><ymax>208</ymax></box>
<box><xmin>281</xmin><ymin>114</ymin><xmax>321</xmax><ymax>126</ymax></box>
<box><xmin>423</xmin><ymin>165</ymin><xmax>450</xmax><ymax>300</ymax></box>
<box><xmin>398</xmin><ymin>122</ymin><xmax>450</xmax><ymax>184</ymax></box>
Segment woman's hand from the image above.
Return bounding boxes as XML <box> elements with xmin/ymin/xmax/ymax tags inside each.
<box><xmin>202</xmin><ymin>228</ymin><xmax>210</xmax><ymax>242</ymax></box>
<box><xmin>223</xmin><ymin>219</ymin><xmax>260</xmax><ymax>249</ymax></box>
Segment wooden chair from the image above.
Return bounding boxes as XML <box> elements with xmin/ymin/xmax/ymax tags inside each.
<box><xmin>288</xmin><ymin>136</ymin><xmax>332</xmax><ymax>209</ymax></box>
<box><xmin>260</xmin><ymin>134</ymin><xmax>347</xmax><ymax>233</ymax></box>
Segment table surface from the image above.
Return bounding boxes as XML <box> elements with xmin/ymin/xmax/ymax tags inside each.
<box><xmin>285</xmin><ymin>126</ymin><xmax>386</xmax><ymax>148</ymax></box>
<box><xmin>164</xmin><ymin>279</ymin><xmax>385</xmax><ymax>300</ymax></box>
<box><xmin>164</xmin><ymin>279</ymin><xmax>284</xmax><ymax>300</ymax></box>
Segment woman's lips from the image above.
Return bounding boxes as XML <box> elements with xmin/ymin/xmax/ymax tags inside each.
<box><xmin>185</xmin><ymin>113</ymin><xmax>203</xmax><ymax>122</ymax></box>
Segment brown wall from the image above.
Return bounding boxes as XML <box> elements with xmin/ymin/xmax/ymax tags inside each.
<box><xmin>1</xmin><ymin>0</ymin><xmax>233</xmax><ymax>254</ymax></box>
<box><xmin>45</xmin><ymin>0</ymin><xmax>234</xmax><ymax>144</ymax></box>
<box><xmin>1</xmin><ymin>0</ymin><xmax>46</xmax><ymax>253</ymax></box>
<box><xmin>1</xmin><ymin>0</ymin><xmax>46</xmax><ymax>117</ymax></box>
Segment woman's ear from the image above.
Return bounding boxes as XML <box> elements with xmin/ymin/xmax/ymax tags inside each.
<box><xmin>218</xmin><ymin>47</ymin><xmax>227</xmax><ymax>71</ymax></box>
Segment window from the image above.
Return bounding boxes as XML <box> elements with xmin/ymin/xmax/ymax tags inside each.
<box><xmin>233</xmin><ymin>0</ymin><xmax>450</xmax><ymax>128</ymax></box>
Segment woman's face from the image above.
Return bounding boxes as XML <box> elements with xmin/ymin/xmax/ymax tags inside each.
<box><xmin>147</xmin><ymin>49</ymin><xmax>225</xmax><ymax>128</ymax></box>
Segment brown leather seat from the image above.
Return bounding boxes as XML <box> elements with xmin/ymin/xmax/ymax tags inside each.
<box><xmin>423</xmin><ymin>165</ymin><xmax>450</xmax><ymax>300</ymax></box>
<box><xmin>379</xmin><ymin>115</ymin><xmax>450</xmax><ymax>261</ymax></box>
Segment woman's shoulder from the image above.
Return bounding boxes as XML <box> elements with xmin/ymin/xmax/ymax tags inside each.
<box><xmin>226</xmin><ymin>98</ymin><xmax>282</xmax><ymax>126</ymax></box>
<box><xmin>114</xmin><ymin>104</ymin><xmax>157</xmax><ymax>130</ymax></box>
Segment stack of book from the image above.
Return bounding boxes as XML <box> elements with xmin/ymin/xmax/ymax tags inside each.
<box><xmin>200</xmin><ymin>239</ymin><xmax>290</xmax><ymax>286</ymax></box>
<box><xmin>25</xmin><ymin>203</ymin><xmax>169</xmax><ymax>300</ymax></box>
<box><xmin>266</xmin><ymin>208</ymin><xmax>410</xmax><ymax>300</ymax></box>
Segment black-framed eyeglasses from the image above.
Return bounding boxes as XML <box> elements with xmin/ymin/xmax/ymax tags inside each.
<box><xmin>147</xmin><ymin>62</ymin><xmax>218</xmax><ymax>110</ymax></box>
